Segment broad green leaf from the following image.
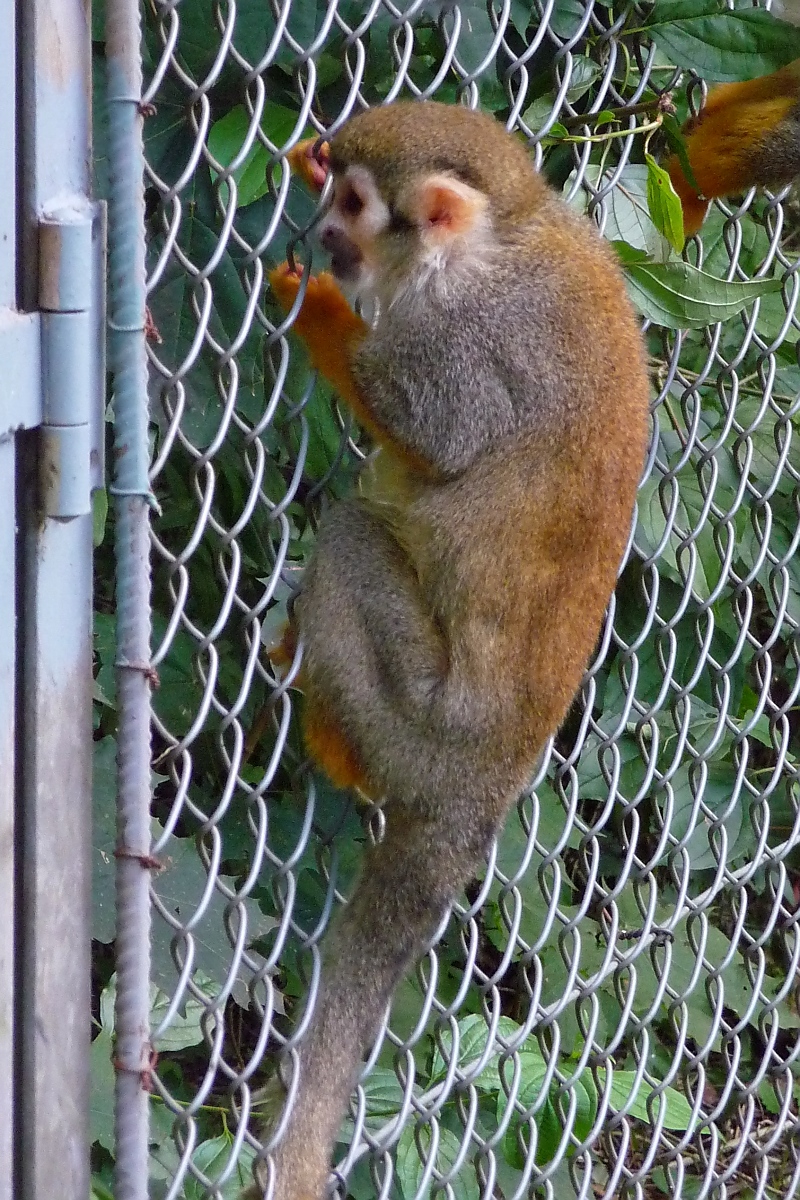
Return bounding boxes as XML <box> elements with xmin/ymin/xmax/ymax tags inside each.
<box><xmin>430</xmin><ymin>1013</ymin><xmax>523</xmax><ymax>1084</ymax></box>
<box><xmin>569</xmin><ymin>166</ymin><xmax>672</xmax><ymax>262</ymax></box>
<box><xmin>661</xmin><ymin>112</ymin><xmax>700</xmax><ymax>194</ymax></box>
<box><xmin>606</xmin><ymin>1069</ymin><xmax>694</xmax><ymax>1131</ymax></box>
<box><xmin>659</xmin><ymin>761</ymin><xmax>748</xmax><ymax>871</ymax></box>
<box><xmin>92</xmin><ymin>736</ymin><xmax>117</xmax><ymax>944</ymax></box>
<box><xmin>495</xmin><ymin>1049</ymin><xmax>550</xmax><ymax>1123</ymax></box>
<box><xmin>566</xmin><ymin>56</ymin><xmax>603</xmax><ymax>101</ymax></box>
<box><xmin>207</xmin><ymin>103</ymin><xmax>309</xmax><ymax>208</ymax></box>
<box><xmin>550</xmin><ymin>0</ymin><xmax>589</xmax><ymax>39</ymax></box>
<box><xmin>150</xmin><ymin>821</ymin><xmax>279</xmax><ymax>1006</ymax></box>
<box><xmin>396</xmin><ymin>1123</ymin><xmax>480</xmax><ymax>1200</ymax></box>
<box><xmin>90</xmin><ymin>1026</ymin><xmax>115</xmax><ymax>1151</ymax></box>
<box><xmin>644</xmin><ymin>1</ymin><xmax>800</xmax><ymax>81</ymax></box>
<box><xmin>619</xmin><ymin>253</ymin><xmax>782</xmax><ymax>328</ymax></box>
<box><xmin>441</xmin><ymin>3</ymin><xmax>497</xmax><ymax>72</ymax></box>
<box><xmin>335</xmin><ymin>1066</ymin><xmax>409</xmax><ymax>1139</ymax></box>
<box><xmin>151</xmin><ymin>981</ymin><xmax>210</xmax><ymax>1052</ymax></box>
<box><xmin>646</xmin><ymin>154</ymin><xmax>685</xmax><ymax>252</ymax></box>
<box><xmin>182</xmin><ymin>1134</ymin><xmax>257</xmax><ymax>1200</ymax></box>
<box><xmin>92</xmin><ymin>487</ymin><xmax>108</xmax><ymax>547</ymax></box>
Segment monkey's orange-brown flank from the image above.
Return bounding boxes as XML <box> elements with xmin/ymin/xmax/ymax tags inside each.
<box><xmin>255</xmin><ymin>101</ymin><xmax>650</xmax><ymax>1200</ymax></box>
<box><xmin>666</xmin><ymin>59</ymin><xmax>800</xmax><ymax>234</ymax></box>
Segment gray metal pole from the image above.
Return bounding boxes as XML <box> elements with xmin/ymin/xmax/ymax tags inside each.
<box><xmin>105</xmin><ymin>0</ymin><xmax>154</xmax><ymax>1196</ymax></box>
<box><xmin>16</xmin><ymin>2</ymin><xmax>95</xmax><ymax>1198</ymax></box>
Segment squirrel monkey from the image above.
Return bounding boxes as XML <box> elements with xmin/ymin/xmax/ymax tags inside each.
<box><xmin>258</xmin><ymin>102</ymin><xmax>649</xmax><ymax>1200</ymax></box>
<box><xmin>666</xmin><ymin>59</ymin><xmax>800</xmax><ymax>234</ymax></box>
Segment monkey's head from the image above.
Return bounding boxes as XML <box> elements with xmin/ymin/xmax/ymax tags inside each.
<box><xmin>313</xmin><ymin>102</ymin><xmax>545</xmax><ymax>296</ymax></box>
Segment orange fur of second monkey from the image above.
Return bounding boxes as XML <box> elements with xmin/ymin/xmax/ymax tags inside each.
<box><xmin>666</xmin><ymin>60</ymin><xmax>800</xmax><ymax>234</ymax></box>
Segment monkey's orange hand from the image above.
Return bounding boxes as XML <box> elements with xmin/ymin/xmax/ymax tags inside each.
<box><xmin>270</xmin><ymin>262</ymin><xmax>437</xmax><ymax>477</ymax></box>
<box><xmin>270</xmin><ymin>261</ymin><xmax>399</xmax><ymax>449</ymax></box>
<box><xmin>286</xmin><ymin>137</ymin><xmax>330</xmax><ymax>192</ymax></box>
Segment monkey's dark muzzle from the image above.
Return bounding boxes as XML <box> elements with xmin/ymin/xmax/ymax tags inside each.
<box><xmin>320</xmin><ymin>225</ymin><xmax>363</xmax><ymax>282</ymax></box>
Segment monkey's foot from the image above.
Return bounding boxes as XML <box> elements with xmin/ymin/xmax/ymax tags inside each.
<box><xmin>287</xmin><ymin>136</ymin><xmax>330</xmax><ymax>192</ymax></box>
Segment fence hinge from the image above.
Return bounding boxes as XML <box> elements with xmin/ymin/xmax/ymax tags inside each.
<box><xmin>38</xmin><ymin>198</ymin><xmax>106</xmax><ymax>519</ymax></box>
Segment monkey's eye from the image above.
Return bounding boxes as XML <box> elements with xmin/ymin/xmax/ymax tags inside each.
<box><xmin>340</xmin><ymin>186</ymin><xmax>364</xmax><ymax>217</ymax></box>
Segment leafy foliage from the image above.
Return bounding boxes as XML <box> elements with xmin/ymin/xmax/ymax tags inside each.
<box><xmin>92</xmin><ymin>0</ymin><xmax>800</xmax><ymax>1195</ymax></box>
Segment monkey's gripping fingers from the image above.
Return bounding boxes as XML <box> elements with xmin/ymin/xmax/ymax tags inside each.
<box><xmin>286</xmin><ymin>136</ymin><xmax>330</xmax><ymax>192</ymax></box>
<box><xmin>269</xmin><ymin>261</ymin><xmax>363</xmax><ymax>334</ymax></box>
<box><xmin>270</xmin><ymin>263</ymin><xmax>375</xmax><ymax>422</ymax></box>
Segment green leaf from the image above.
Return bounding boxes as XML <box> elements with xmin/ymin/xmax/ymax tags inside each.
<box><xmin>90</xmin><ymin>1025</ymin><xmax>116</xmax><ymax>1151</ymax></box>
<box><xmin>207</xmin><ymin>103</ymin><xmax>309</xmax><ymax>208</ymax></box>
<box><xmin>92</xmin><ymin>487</ymin><xmax>108</xmax><ymax>547</ymax></box>
<box><xmin>496</xmin><ymin>1053</ymin><xmax>598</xmax><ymax>1165</ymax></box>
<box><xmin>644</xmin><ymin>1</ymin><xmax>800</xmax><ymax>81</ymax></box>
<box><xmin>495</xmin><ymin>1049</ymin><xmax>550</xmax><ymax>1123</ymax></box>
<box><xmin>619</xmin><ymin>253</ymin><xmax>783</xmax><ymax>329</ymax></box>
<box><xmin>182</xmin><ymin>1134</ymin><xmax>257</xmax><ymax>1199</ymax></box>
<box><xmin>550</xmin><ymin>0</ymin><xmax>589</xmax><ymax>40</ymax></box>
<box><xmin>663</xmin><ymin>761</ymin><xmax>752</xmax><ymax>871</ymax></box>
<box><xmin>150</xmin><ymin>981</ymin><xmax>209</xmax><ymax>1052</ymax></box>
<box><xmin>338</xmin><ymin>1067</ymin><xmax>409</xmax><ymax>1141</ymax></box>
<box><xmin>566</xmin><ymin>56</ymin><xmax>602</xmax><ymax>102</ymax></box>
<box><xmin>569</xmin><ymin>165</ymin><xmax>672</xmax><ymax>262</ymax></box>
<box><xmin>572</xmin><ymin>1071</ymin><xmax>598</xmax><ymax>1141</ymax></box>
<box><xmin>396</xmin><ymin>1123</ymin><xmax>480</xmax><ymax>1200</ymax></box>
<box><xmin>606</xmin><ymin>1069</ymin><xmax>694</xmax><ymax>1131</ymax></box>
<box><xmin>661</xmin><ymin>112</ymin><xmax>700</xmax><ymax>194</ymax></box>
<box><xmin>429</xmin><ymin>1013</ymin><xmax>523</xmax><ymax>1085</ymax></box>
<box><xmin>441</xmin><ymin>3</ymin><xmax>497</xmax><ymax>73</ymax></box>
<box><xmin>150</xmin><ymin>822</ymin><xmax>279</xmax><ymax>1006</ymax></box>
<box><xmin>646</xmin><ymin>154</ymin><xmax>685</xmax><ymax>252</ymax></box>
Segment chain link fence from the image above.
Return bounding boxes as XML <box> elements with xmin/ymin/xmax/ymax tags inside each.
<box><xmin>94</xmin><ymin>1</ymin><xmax>800</xmax><ymax>1196</ymax></box>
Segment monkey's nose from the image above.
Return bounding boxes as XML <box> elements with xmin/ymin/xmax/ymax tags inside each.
<box><xmin>319</xmin><ymin>225</ymin><xmax>343</xmax><ymax>253</ymax></box>
<box><xmin>319</xmin><ymin>226</ymin><xmax>363</xmax><ymax>280</ymax></box>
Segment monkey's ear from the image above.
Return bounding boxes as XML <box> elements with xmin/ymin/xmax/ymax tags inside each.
<box><xmin>412</xmin><ymin>175</ymin><xmax>488</xmax><ymax>238</ymax></box>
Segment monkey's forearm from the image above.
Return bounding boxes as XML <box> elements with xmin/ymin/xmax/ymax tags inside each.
<box><xmin>270</xmin><ymin>263</ymin><xmax>369</xmax><ymax>406</ymax></box>
<box><xmin>270</xmin><ymin>265</ymin><xmax>438</xmax><ymax>476</ymax></box>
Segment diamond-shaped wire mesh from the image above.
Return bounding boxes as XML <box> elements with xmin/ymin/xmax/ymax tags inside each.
<box><xmin>133</xmin><ymin>2</ymin><xmax>800</xmax><ymax>1196</ymax></box>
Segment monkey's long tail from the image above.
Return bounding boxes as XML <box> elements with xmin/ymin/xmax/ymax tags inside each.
<box><xmin>266</xmin><ymin>798</ymin><xmax>498</xmax><ymax>1200</ymax></box>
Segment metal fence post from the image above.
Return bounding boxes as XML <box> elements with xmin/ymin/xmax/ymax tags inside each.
<box><xmin>0</xmin><ymin>0</ymin><xmax>17</xmax><ymax>1190</ymax></box>
<box><xmin>16</xmin><ymin>1</ymin><xmax>95</xmax><ymax>1197</ymax></box>
<box><xmin>105</xmin><ymin>1</ymin><xmax>154</xmax><ymax>1198</ymax></box>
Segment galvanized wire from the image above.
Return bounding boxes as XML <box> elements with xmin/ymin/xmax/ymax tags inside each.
<box><xmin>129</xmin><ymin>2</ymin><xmax>800</xmax><ymax>1198</ymax></box>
